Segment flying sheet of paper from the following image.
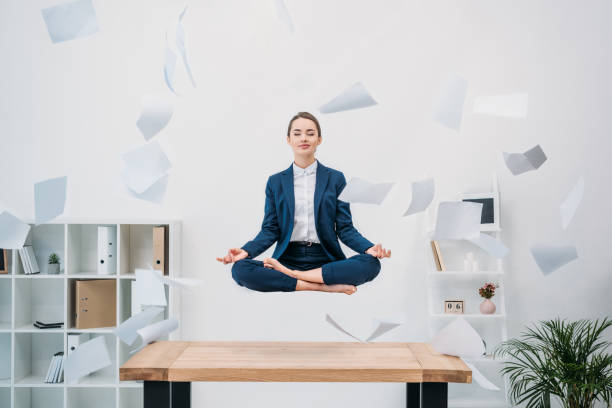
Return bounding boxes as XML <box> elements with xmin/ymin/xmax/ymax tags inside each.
<box><xmin>530</xmin><ymin>245</ymin><xmax>578</xmax><ymax>275</ymax></box>
<box><xmin>121</xmin><ymin>141</ymin><xmax>172</xmax><ymax>194</ymax></box>
<box><xmin>0</xmin><ymin>212</ymin><xmax>31</xmax><ymax>249</ymax></box>
<box><xmin>275</xmin><ymin>0</ymin><xmax>294</xmax><ymax>32</ymax></box>
<box><xmin>467</xmin><ymin>233</ymin><xmax>509</xmax><ymax>258</ymax></box>
<box><xmin>34</xmin><ymin>176</ymin><xmax>67</xmax><ymax>225</ymax></box>
<box><xmin>560</xmin><ymin>176</ymin><xmax>584</xmax><ymax>230</ymax></box>
<box><xmin>403</xmin><ymin>178</ymin><xmax>435</xmax><ymax>216</ymax></box>
<box><xmin>433</xmin><ymin>201</ymin><xmax>482</xmax><ymax>240</ymax></box>
<box><xmin>126</xmin><ymin>174</ymin><xmax>168</xmax><ymax>204</ymax></box>
<box><xmin>130</xmin><ymin>318</ymin><xmax>179</xmax><ymax>354</ymax></box>
<box><xmin>135</xmin><ymin>268</ymin><xmax>167</xmax><ymax>306</ymax></box>
<box><xmin>154</xmin><ymin>274</ymin><xmax>203</xmax><ymax>291</ymax></box>
<box><xmin>136</xmin><ymin>93</ymin><xmax>174</xmax><ymax>141</ymax></box>
<box><xmin>325</xmin><ymin>314</ymin><xmax>401</xmax><ymax>342</ymax></box>
<box><xmin>164</xmin><ymin>6</ymin><xmax>196</xmax><ymax>94</ymax></box>
<box><xmin>430</xmin><ymin>317</ymin><xmax>484</xmax><ymax>358</ymax></box>
<box><xmin>319</xmin><ymin>82</ymin><xmax>378</xmax><ymax>114</ymax></box>
<box><xmin>473</xmin><ymin>93</ymin><xmax>528</xmax><ymax>118</ymax></box>
<box><xmin>114</xmin><ymin>306</ymin><xmax>164</xmax><ymax>346</ymax></box>
<box><xmin>41</xmin><ymin>0</ymin><xmax>99</xmax><ymax>43</ymax></box>
<box><xmin>503</xmin><ymin>144</ymin><xmax>547</xmax><ymax>176</ymax></box>
<box><xmin>464</xmin><ymin>361</ymin><xmax>500</xmax><ymax>391</ymax></box>
<box><xmin>432</xmin><ymin>73</ymin><xmax>468</xmax><ymax>131</ymax></box>
<box><xmin>64</xmin><ymin>336</ymin><xmax>111</xmax><ymax>384</ymax></box>
<box><xmin>338</xmin><ymin>177</ymin><xmax>395</xmax><ymax>205</ymax></box>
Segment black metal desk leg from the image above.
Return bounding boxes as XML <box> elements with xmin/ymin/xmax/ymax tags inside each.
<box><xmin>406</xmin><ymin>382</ymin><xmax>448</xmax><ymax>408</ymax></box>
<box><xmin>144</xmin><ymin>381</ymin><xmax>191</xmax><ymax>408</ymax></box>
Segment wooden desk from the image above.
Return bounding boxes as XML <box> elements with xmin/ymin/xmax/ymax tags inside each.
<box><xmin>120</xmin><ymin>341</ymin><xmax>471</xmax><ymax>408</ymax></box>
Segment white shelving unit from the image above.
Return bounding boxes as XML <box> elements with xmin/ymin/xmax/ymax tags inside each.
<box><xmin>0</xmin><ymin>219</ymin><xmax>181</xmax><ymax>408</ymax></box>
<box><xmin>425</xmin><ymin>175</ymin><xmax>510</xmax><ymax>408</ymax></box>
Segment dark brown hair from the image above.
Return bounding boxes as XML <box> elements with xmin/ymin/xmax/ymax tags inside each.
<box><xmin>287</xmin><ymin>112</ymin><xmax>322</xmax><ymax>138</ymax></box>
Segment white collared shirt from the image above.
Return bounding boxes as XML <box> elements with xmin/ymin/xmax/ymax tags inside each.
<box><xmin>290</xmin><ymin>160</ymin><xmax>320</xmax><ymax>243</ymax></box>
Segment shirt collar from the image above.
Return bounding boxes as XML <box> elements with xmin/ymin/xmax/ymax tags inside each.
<box><xmin>292</xmin><ymin>160</ymin><xmax>317</xmax><ymax>176</ymax></box>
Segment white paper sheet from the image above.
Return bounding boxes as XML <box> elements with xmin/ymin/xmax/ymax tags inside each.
<box><xmin>275</xmin><ymin>0</ymin><xmax>294</xmax><ymax>32</ymax></box>
<box><xmin>319</xmin><ymin>82</ymin><xmax>378</xmax><ymax>114</ymax></box>
<box><xmin>164</xmin><ymin>6</ymin><xmax>196</xmax><ymax>94</ymax></box>
<box><xmin>503</xmin><ymin>144</ymin><xmax>547</xmax><ymax>176</ymax></box>
<box><xmin>467</xmin><ymin>233</ymin><xmax>509</xmax><ymax>258</ymax></box>
<box><xmin>34</xmin><ymin>176</ymin><xmax>67</xmax><ymax>225</ymax></box>
<box><xmin>129</xmin><ymin>318</ymin><xmax>179</xmax><ymax>354</ymax></box>
<box><xmin>0</xmin><ymin>212</ymin><xmax>31</xmax><ymax>249</ymax></box>
<box><xmin>114</xmin><ymin>306</ymin><xmax>164</xmax><ymax>346</ymax></box>
<box><xmin>41</xmin><ymin>0</ymin><xmax>99</xmax><ymax>44</ymax></box>
<box><xmin>121</xmin><ymin>141</ymin><xmax>172</xmax><ymax>194</ymax></box>
<box><xmin>325</xmin><ymin>314</ymin><xmax>401</xmax><ymax>342</ymax></box>
<box><xmin>136</xmin><ymin>93</ymin><xmax>174</xmax><ymax>141</ymax></box>
<box><xmin>433</xmin><ymin>201</ymin><xmax>482</xmax><ymax>240</ymax></box>
<box><xmin>64</xmin><ymin>336</ymin><xmax>111</xmax><ymax>384</ymax></box>
<box><xmin>338</xmin><ymin>177</ymin><xmax>395</xmax><ymax>205</ymax></box>
<box><xmin>474</xmin><ymin>93</ymin><xmax>528</xmax><ymax>118</ymax></box>
<box><xmin>126</xmin><ymin>174</ymin><xmax>168</xmax><ymax>204</ymax></box>
<box><xmin>134</xmin><ymin>268</ymin><xmax>167</xmax><ymax>306</ymax></box>
<box><xmin>430</xmin><ymin>317</ymin><xmax>484</xmax><ymax>358</ymax></box>
<box><xmin>432</xmin><ymin>73</ymin><xmax>468</xmax><ymax>131</ymax></box>
<box><xmin>530</xmin><ymin>245</ymin><xmax>578</xmax><ymax>275</ymax></box>
<box><xmin>175</xmin><ymin>6</ymin><xmax>196</xmax><ymax>88</ymax></box>
<box><xmin>560</xmin><ymin>176</ymin><xmax>584</xmax><ymax>230</ymax></box>
<box><xmin>163</xmin><ymin>47</ymin><xmax>178</xmax><ymax>94</ymax></box>
<box><xmin>465</xmin><ymin>361</ymin><xmax>500</xmax><ymax>391</ymax></box>
<box><xmin>403</xmin><ymin>178</ymin><xmax>435</xmax><ymax>216</ymax></box>
<box><xmin>154</xmin><ymin>274</ymin><xmax>203</xmax><ymax>291</ymax></box>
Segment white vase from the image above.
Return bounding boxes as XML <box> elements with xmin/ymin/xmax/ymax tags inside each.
<box><xmin>47</xmin><ymin>263</ymin><xmax>60</xmax><ymax>274</ymax></box>
<box><xmin>479</xmin><ymin>299</ymin><xmax>496</xmax><ymax>314</ymax></box>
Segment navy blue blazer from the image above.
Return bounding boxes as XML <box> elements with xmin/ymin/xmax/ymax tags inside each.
<box><xmin>241</xmin><ymin>159</ymin><xmax>374</xmax><ymax>261</ymax></box>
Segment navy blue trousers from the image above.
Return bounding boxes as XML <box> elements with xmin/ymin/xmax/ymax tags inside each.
<box><xmin>231</xmin><ymin>242</ymin><xmax>381</xmax><ymax>292</ymax></box>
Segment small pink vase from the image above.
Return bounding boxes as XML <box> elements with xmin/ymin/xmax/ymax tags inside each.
<box><xmin>479</xmin><ymin>298</ymin><xmax>496</xmax><ymax>314</ymax></box>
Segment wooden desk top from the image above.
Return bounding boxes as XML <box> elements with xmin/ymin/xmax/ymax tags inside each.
<box><xmin>120</xmin><ymin>341</ymin><xmax>471</xmax><ymax>383</ymax></box>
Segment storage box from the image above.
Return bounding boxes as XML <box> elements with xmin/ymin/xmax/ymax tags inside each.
<box><xmin>74</xmin><ymin>280</ymin><xmax>116</xmax><ymax>329</ymax></box>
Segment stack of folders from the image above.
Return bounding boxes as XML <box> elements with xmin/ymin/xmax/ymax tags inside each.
<box><xmin>34</xmin><ymin>320</ymin><xmax>63</xmax><ymax>329</ymax></box>
<box><xmin>44</xmin><ymin>351</ymin><xmax>64</xmax><ymax>383</ymax></box>
<box><xmin>18</xmin><ymin>245</ymin><xmax>40</xmax><ymax>274</ymax></box>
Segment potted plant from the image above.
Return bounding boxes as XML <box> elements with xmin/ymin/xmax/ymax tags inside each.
<box><xmin>494</xmin><ymin>317</ymin><xmax>612</xmax><ymax>408</ymax></box>
<box><xmin>48</xmin><ymin>253</ymin><xmax>60</xmax><ymax>274</ymax></box>
<box><xmin>478</xmin><ymin>281</ymin><xmax>498</xmax><ymax>314</ymax></box>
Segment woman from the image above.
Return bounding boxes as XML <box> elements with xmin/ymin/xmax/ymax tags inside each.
<box><xmin>216</xmin><ymin>112</ymin><xmax>391</xmax><ymax>294</ymax></box>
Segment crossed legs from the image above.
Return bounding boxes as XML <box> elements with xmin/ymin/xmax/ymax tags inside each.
<box><xmin>231</xmin><ymin>254</ymin><xmax>381</xmax><ymax>294</ymax></box>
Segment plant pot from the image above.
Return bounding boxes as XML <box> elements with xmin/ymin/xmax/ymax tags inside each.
<box><xmin>47</xmin><ymin>263</ymin><xmax>60</xmax><ymax>274</ymax></box>
<box><xmin>479</xmin><ymin>298</ymin><xmax>496</xmax><ymax>314</ymax></box>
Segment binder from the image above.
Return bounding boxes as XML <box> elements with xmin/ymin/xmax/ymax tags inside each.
<box><xmin>74</xmin><ymin>280</ymin><xmax>116</xmax><ymax>329</ymax></box>
<box><xmin>68</xmin><ymin>333</ymin><xmax>90</xmax><ymax>354</ymax></box>
<box><xmin>153</xmin><ymin>225</ymin><xmax>169</xmax><ymax>275</ymax></box>
<box><xmin>97</xmin><ymin>225</ymin><xmax>117</xmax><ymax>275</ymax></box>
<box><xmin>0</xmin><ymin>249</ymin><xmax>7</xmax><ymax>274</ymax></box>
<box><xmin>19</xmin><ymin>248</ymin><xmax>32</xmax><ymax>274</ymax></box>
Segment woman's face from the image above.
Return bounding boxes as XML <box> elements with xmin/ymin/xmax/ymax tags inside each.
<box><xmin>287</xmin><ymin>117</ymin><xmax>321</xmax><ymax>157</ymax></box>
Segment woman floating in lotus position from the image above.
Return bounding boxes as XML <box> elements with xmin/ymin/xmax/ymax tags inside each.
<box><xmin>216</xmin><ymin>112</ymin><xmax>391</xmax><ymax>294</ymax></box>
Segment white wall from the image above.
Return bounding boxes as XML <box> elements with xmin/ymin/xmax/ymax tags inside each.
<box><xmin>1</xmin><ymin>0</ymin><xmax>611</xmax><ymax>406</ymax></box>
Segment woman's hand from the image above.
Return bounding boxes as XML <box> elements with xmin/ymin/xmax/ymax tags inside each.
<box><xmin>365</xmin><ymin>243</ymin><xmax>391</xmax><ymax>259</ymax></box>
<box><xmin>216</xmin><ymin>248</ymin><xmax>249</xmax><ymax>264</ymax></box>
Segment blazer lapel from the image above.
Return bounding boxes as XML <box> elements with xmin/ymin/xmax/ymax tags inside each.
<box><xmin>280</xmin><ymin>163</ymin><xmax>295</xmax><ymax>224</ymax></box>
<box><xmin>313</xmin><ymin>160</ymin><xmax>330</xmax><ymax>225</ymax></box>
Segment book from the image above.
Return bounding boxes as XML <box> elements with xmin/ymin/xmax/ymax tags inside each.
<box><xmin>18</xmin><ymin>248</ymin><xmax>31</xmax><ymax>274</ymax></box>
<box><xmin>430</xmin><ymin>240</ymin><xmax>446</xmax><ymax>271</ymax></box>
<box><xmin>44</xmin><ymin>352</ymin><xmax>65</xmax><ymax>383</ymax></box>
<box><xmin>25</xmin><ymin>246</ymin><xmax>40</xmax><ymax>274</ymax></box>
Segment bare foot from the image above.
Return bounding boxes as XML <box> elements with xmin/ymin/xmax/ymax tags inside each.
<box><xmin>325</xmin><ymin>284</ymin><xmax>357</xmax><ymax>295</ymax></box>
<box><xmin>263</xmin><ymin>257</ymin><xmax>297</xmax><ymax>278</ymax></box>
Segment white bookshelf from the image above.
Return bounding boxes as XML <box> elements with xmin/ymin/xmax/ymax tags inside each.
<box><xmin>0</xmin><ymin>219</ymin><xmax>181</xmax><ymax>408</ymax></box>
<box><xmin>425</xmin><ymin>174</ymin><xmax>510</xmax><ymax>407</ymax></box>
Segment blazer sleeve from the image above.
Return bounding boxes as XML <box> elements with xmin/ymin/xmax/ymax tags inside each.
<box><xmin>240</xmin><ymin>176</ymin><xmax>280</xmax><ymax>259</ymax></box>
<box><xmin>335</xmin><ymin>172</ymin><xmax>375</xmax><ymax>254</ymax></box>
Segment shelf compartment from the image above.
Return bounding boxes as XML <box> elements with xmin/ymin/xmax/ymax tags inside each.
<box><xmin>67</xmin><ymin>224</ymin><xmax>117</xmax><ymax>276</ymax></box>
<box><xmin>66</xmin><ymin>333</ymin><xmax>117</xmax><ymax>386</ymax></box>
<box><xmin>0</xmin><ymin>333</ymin><xmax>10</xmax><ymax>383</ymax></box>
<box><xmin>119</xmin><ymin>224</ymin><xmax>164</xmax><ymax>276</ymax></box>
<box><xmin>67</xmin><ymin>387</ymin><xmax>116</xmax><ymax>408</ymax></box>
<box><xmin>14</xmin><ymin>278</ymin><xmax>64</xmax><ymax>329</ymax></box>
<box><xmin>14</xmin><ymin>332</ymin><xmax>64</xmax><ymax>386</ymax></box>
<box><xmin>15</xmin><ymin>224</ymin><xmax>65</xmax><ymax>276</ymax></box>
<box><xmin>14</xmin><ymin>387</ymin><xmax>63</xmax><ymax>408</ymax></box>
